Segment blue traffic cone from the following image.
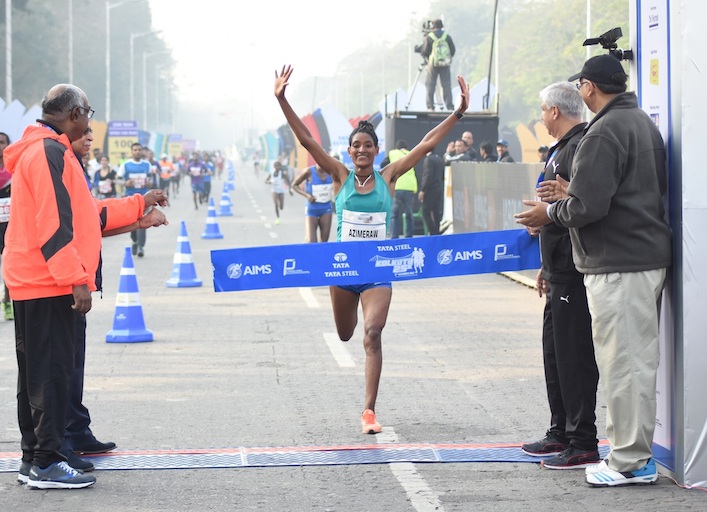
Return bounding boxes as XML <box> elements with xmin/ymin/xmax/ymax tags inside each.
<box><xmin>201</xmin><ymin>197</ymin><xmax>224</xmax><ymax>239</ymax></box>
<box><xmin>106</xmin><ymin>247</ymin><xmax>154</xmax><ymax>343</ymax></box>
<box><xmin>166</xmin><ymin>221</ymin><xmax>203</xmax><ymax>288</ymax></box>
<box><xmin>217</xmin><ymin>185</ymin><xmax>233</xmax><ymax>216</ymax></box>
<box><xmin>225</xmin><ymin>161</ymin><xmax>235</xmax><ymax>191</ymax></box>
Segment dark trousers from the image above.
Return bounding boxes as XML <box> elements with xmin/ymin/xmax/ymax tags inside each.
<box><xmin>425</xmin><ymin>66</ymin><xmax>454</xmax><ymax>110</ymax></box>
<box><xmin>421</xmin><ymin>187</ymin><xmax>444</xmax><ymax>235</ymax></box>
<box><xmin>392</xmin><ymin>190</ymin><xmax>416</xmax><ymax>238</ymax></box>
<box><xmin>15</xmin><ymin>295</ymin><xmax>75</xmax><ymax>467</ymax></box>
<box><xmin>130</xmin><ymin>228</ymin><xmax>146</xmax><ymax>248</ymax></box>
<box><xmin>542</xmin><ymin>281</ymin><xmax>599</xmax><ymax>451</ymax></box>
<box><xmin>60</xmin><ymin>312</ymin><xmax>95</xmax><ymax>452</ymax></box>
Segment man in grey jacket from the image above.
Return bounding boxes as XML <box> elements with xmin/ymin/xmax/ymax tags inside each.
<box><xmin>515</xmin><ymin>54</ymin><xmax>671</xmax><ymax>487</ymax></box>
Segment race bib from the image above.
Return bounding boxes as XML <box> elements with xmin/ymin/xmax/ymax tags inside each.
<box><xmin>98</xmin><ymin>180</ymin><xmax>112</xmax><ymax>194</ymax></box>
<box><xmin>340</xmin><ymin>209</ymin><xmax>387</xmax><ymax>241</ymax></box>
<box><xmin>311</xmin><ymin>183</ymin><xmax>333</xmax><ymax>203</ymax></box>
<box><xmin>130</xmin><ymin>173</ymin><xmax>147</xmax><ymax>188</ymax></box>
<box><xmin>189</xmin><ymin>166</ymin><xmax>202</xmax><ymax>177</ymax></box>
<box><xmin>0</xmin><ymin>197</ymin><xmax>9</xmax><ymax>223</ymax></box>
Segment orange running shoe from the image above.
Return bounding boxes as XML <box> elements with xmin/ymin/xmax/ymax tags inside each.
<box><xmin>361</xmin><ymin>409</ymin><xmax>382</xmax><ymax>434</ymax></box>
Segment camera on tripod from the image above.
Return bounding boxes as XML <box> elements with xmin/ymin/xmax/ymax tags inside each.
<box><xmin>414</xmin><ymin>20</ymin><xmax>435</xmax><ymax>54</ymax></box>
<box><xmin>582</xmin><ymin>27</ymin><xmax>634</xmax><ymax>61</ymax></box>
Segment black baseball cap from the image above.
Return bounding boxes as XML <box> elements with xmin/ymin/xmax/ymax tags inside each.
<box><xmin>568</xmin><ymin>54</ymin><xmax>627</xmax><ymax>84</ymax></box>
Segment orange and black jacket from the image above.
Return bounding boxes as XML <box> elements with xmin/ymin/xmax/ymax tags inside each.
<box><xmin>2</xmin><ymin>122</ymin><xmax>146</xmax><ymax>301</ymax></box>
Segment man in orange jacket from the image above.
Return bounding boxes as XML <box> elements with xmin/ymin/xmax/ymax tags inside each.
<box><xmin>2</xmin><ymin>84</ymin><xmax>167</xmax><ymax>489</ymax></box>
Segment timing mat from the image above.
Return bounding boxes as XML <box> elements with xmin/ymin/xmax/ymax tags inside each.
<box><xmin>0</xmin><ymin>441</ymin><xmax>610</xmax><ymax>472</ymax></box>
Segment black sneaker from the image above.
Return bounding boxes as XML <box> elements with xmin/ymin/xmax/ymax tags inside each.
<box><xmin>74</xmin><ymin>440</ymin><xmax>116</xmax><ymax>455</ymax></box>
<box><xmin>27</xmin><ymin>461</ymin><xmax>96</xmax><ymax>489</ymax></box>
<box><xmin>137</xmin><ymin>247</ymin><xmax>144</xmax><ymax>258</ymax></box>
<box><xmin>521</xmin><ymin>432</ymin><xmax>569</xmax><ymax>456</ymax></box>
<box><xmin>541</xmin><ymin>446</ymin><xmax>601</xmax><ymax>470</ymax></box>
<box><xmin>65</xmin><ymin>451</ymin><xmax>95</xmax><ymax>472</ymax></box>
<box><xmin>17</xmin><ymin>460</ymin><xmax>31</xmax><ymax>484</ymax></box>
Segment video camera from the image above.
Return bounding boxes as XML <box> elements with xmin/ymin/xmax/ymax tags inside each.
<box><xmin>582</xmin><ymin>27</ymin><xmax>634</xmax><ymax>61</ymax></box>
<box><xmin>414</xmin><ymin>20</ymin><xmax>435</xmax><ymax>54</ymax></box>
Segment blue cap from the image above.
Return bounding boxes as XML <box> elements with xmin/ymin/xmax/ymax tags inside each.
<box><xmin>497</xmin><ymin>139</ymin><xmax>509</xmax><ymax>147</ymax></box>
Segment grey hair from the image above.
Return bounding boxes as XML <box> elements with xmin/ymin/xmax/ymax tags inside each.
<box><xmin>41</xmin><ymin>84</ymin><xmax>86</xmax><ymax>117</ymax></box>
<box><xmin>539</xmin><ymin>82</ymin><xmax>584</xmax><ymax>120</ymax></box>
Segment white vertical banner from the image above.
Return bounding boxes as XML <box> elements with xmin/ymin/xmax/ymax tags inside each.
<box><xmin>636</xmin><ymin>0</ymin><xmax>674</xmax><ymax>472</ymax></box>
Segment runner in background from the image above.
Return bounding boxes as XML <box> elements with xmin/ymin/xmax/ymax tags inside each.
<box><xmin>291</xmin><ymin>165</ymin><xmax>334</xmax><ymax>242</ymax></box>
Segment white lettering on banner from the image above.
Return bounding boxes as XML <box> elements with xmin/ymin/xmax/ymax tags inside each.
<box><xmin>283</xmin><ymin>259</ymin><xmax>310</xmax><ymax>276</ymax></box>
<box><xmin>244</xmin><ymin>265</ymin><xmax>272</xmax><ymax>276</ymax></box>
<box><xmin>454</xmin><ymin>250</ymin><xmax>483</xmax><ymax>261</ymax></box>
<box><xmin>227</xmin><ymin>263</ymin><xmax>272</xmax><ymax>279</ymax></box>
<box><xmin>371</xmin><ymin>247</ymin><xmax>426</xmax><ymax>277</ymax></box>
<box><xmin>494</xmin><ymin>244</ymin><xmax>520</xmax><ymax>261</ymax></box>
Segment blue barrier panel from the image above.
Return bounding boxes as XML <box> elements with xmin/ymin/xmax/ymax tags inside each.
<box><xmin>211</xmin><ymin>230</ymin><xmax>539</xmax><ymax>293</ymax></box>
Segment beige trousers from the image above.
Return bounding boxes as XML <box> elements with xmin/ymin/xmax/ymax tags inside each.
<box><xmin>584</xmin><ymin>268</ymin><xmax>667</xmax><ymax>472</ymax></box>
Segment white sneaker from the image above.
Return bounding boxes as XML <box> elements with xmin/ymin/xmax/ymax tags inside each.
<box><xmin>586</xmin><ymin>458</ymin><xmax>658</xmax><ymax>487</ymax></box>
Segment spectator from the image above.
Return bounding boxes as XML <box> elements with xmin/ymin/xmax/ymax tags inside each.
<box><xmin>515</xmin><ymin>54</ymin><xmax>672</xmax><ymax>487</ymax></box>
<box><xmin>443</xmin><ymin>140</ymin><xmax>457</xmax><ymax>165</ymax></box>
<box><xmin>538</xmin><ymin>145</ymin><xmax>549</xmax><ymax>162</ymax></box>
<box><xmin>418</xmin><ymin>148</ymin><xmax>445</xmax><ymax>235</ymax></box>
<box><xmin>461</xmin><ymin>131</ymin><xmax>478</xmax><ymax>161</ymax></box>
<box><xmin>384</xmin><ymin>140</ymin><xmax>418</xmax><ymax>238</ymax></box>
<box><xmin>520</xmin><ymin>82</ymin><xmax>599</xmax><ymax>470</ymax></box>
<box><xmin>496</xmin><ymin>139</ymin><xmax>515</xmax><ymax>162</ymax></box>
<box><xmin>479</xmin><ymin>142</ymin><xmax>496</xmax><ymax>162</ymax></box>
<box><xmin>4</xmin><ymin>84</ymin><xmax>102</xmax><ymax>489</ymax></box>
<box><xmin>0</xmin><ymin>131</ymin><xmax>12</xmax><ymax>321</ymax></box>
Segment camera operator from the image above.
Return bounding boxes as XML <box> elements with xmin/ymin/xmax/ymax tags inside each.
<box><xmin>417</xmin><ymin>19</ymin><xmax>456</xmax><ymax>112</ymax></box>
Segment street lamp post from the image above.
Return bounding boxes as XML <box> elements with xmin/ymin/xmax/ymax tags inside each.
<box><xmin>105</xmin><ymin>0</ymin><xmax>139</xmax><ymax>122</ymax></box>
<box><xmin>130</xmin><ymin>31</ymin><xmax>155</xmax><ymax>120</ymax></box>
<box><xmin>142</xmin><ymin>51</ymin><xmax>169</xmax><ymax>130</ymax></box>
<box><xmin>5</xmin><ymin>0</ymin><xmax>12</xmax><ymax>103</ymax></box>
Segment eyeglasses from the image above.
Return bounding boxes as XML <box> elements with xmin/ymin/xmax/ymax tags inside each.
<box><xmin>576</xmin><ymin>81</ymin><xmax>590</xmax><ymax>90</ymax></box>
<box><xmin>77</xmin><ymin>106</ymin><xmax>95</xmax><ymax>119</ymax></box>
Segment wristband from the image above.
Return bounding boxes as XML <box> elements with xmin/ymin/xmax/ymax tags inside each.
<box><xmin>454</xmin><ymin>111</ymin><xmax>463</xmax><ymax>120</ymax></box>
<box><xmin>546</xmin><ymin>204</ymin><xmax>552</xmax><ymax>219</ymax></box>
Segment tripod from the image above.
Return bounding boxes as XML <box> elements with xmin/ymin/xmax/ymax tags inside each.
<box><xmin>405</xmin><ymin>59</ymin><xmax>443</xmax><ymax>111</ymax></box>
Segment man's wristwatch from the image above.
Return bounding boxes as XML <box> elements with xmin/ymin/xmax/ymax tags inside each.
<box><xmin>454</xmin><ymin>111</ymin><xmax>463</xmax><ymax>119</ymax></box>
<box><xmin>546</xmin><ymin>204</ymin><xmax>552</xmax><ymax>219</ymax></box>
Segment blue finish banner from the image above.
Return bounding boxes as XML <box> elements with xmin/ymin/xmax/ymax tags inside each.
<box><xmin>211</xmin><ymin>230</ymin><xmax>540</xmax><ymax>292</ymax></box>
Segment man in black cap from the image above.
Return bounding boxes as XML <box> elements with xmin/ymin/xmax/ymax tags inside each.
<box><xmin>538</xmin><ymin>145</ymin><xmax>549</xmax><ymax>162</ymax></box>
<box><xmin>515</xmin><ymin>54</ymin><xmax>671</xmax><ymax>487</ymax></box>
<box><xmin>496</xmin><ymin>139</ymin><xmax>514</xmax><ymax>162</ymax></box>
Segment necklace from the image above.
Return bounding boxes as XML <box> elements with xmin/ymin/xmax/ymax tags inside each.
<box><xmin>354</xmin><ymin>172</ymin><xmax>373</xmax><ymax>188</ymax></box>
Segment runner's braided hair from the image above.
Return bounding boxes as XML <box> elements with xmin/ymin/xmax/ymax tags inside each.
<box><xmin>349</xmin><ymin>120</ymin><xmax>378</xmax><ymax>147</ymax></box>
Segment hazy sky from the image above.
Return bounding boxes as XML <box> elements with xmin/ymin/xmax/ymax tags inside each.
<box><xmin>148</xmin><ymin>0</ymin><xmax>431</xmax><ymax>144</ymax></box>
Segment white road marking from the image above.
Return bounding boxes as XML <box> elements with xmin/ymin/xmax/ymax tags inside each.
<box><xmin>299</xmin><ymin>287</ymin><xmax>320</xmax><ymax>308</ymax></box>
<box><xmin>376</xmin><ymin>428</ymin><xmax>446</xmax><ymax>512</ymax></box>
<box><xmin>323</xmin><ymin>333</ymin><xmax>355</xmax><ymax>368</ymax></box>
